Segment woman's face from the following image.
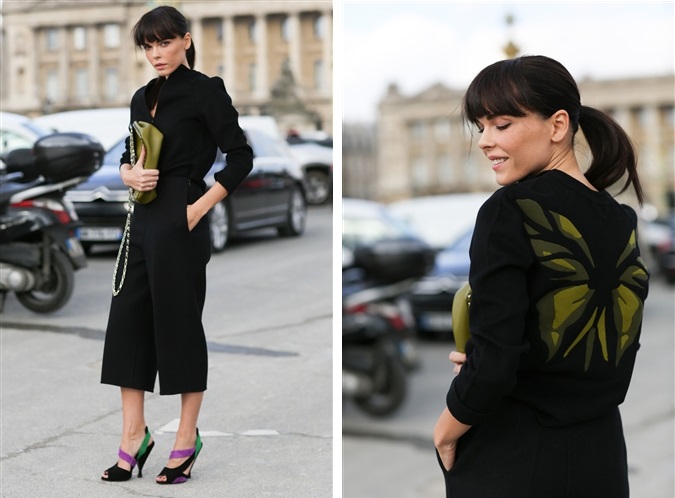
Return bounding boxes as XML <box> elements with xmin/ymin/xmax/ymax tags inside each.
<box><xmin>476</xmin><ymin>112</ymin><xmax>557</xmax><ymax>186</ymax></box>
<box><xmin>141</xmin><ymin>34</ymin><xmax>190</xmax><ymax>77</ymax></box>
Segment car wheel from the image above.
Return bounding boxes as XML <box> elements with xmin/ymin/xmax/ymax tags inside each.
<box><xmin>278</xmin><ymin>186</ymin><xmax>306</xmax><ymax>237</ymax></box>
<box><xmin>305</xmin><ymin>169</ymin><xmax>331</xmax><ymax>205</ymax></box>
<box><xmin>209</xmin><ymin>201</ymin><xmax>230</xmax><ymax>252</ymax></box>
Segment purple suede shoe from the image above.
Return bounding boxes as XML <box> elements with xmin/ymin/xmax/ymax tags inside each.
<box><xmin>156</xmin><ymin>428</ymin><xmax>203</xmax><ymax>485</ymax></box>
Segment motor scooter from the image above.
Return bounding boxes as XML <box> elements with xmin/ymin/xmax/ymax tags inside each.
<box><xmin>0</xmin><ymin>132</ymin><xmax>103</xmax><ymax>312</ymax></box>
<box><xmin>342</xmin><ymin>238</ymin><xmax>434</xmax><ymax>417</ymax></box>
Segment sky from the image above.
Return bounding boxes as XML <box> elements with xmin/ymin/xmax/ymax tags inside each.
<box><xmin>341</xmin><ymin>1</ymin><xmax>675</xmax><ymax>121</ymax></box>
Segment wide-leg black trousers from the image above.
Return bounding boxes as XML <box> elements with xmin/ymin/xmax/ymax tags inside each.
<box><xmin>437</xmin><ymin>398</ymin><xmax>629</xmax><ymax>498</ymax></box>
<box><xmin>101</xmin><ymin>177</ymin><xmax>211</xmax><ymax>395</ymax></box>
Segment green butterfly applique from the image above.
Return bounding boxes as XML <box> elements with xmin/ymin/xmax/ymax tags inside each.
<box><xmin>516</xmin><ymin>199</ymin><xmax>648</xmax><ymax>371</ymax></box>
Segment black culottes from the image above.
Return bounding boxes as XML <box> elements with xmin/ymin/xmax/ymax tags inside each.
<box><xmin>438</xmin><ymin>398</ymin><xmax>629</xmax><ymax>498</ymax></box>
<box><xmin>101</xmin><ymin>177</ymin><xmax>211</xmax><ymax>395</ymax></box>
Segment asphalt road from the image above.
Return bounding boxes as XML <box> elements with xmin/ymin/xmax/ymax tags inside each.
<box><xmin>343</xmin><ymin>279</ymin><xmax>675</xmax><ymax>498</ymax></box>
<box><xmin>1</xmin><ymin>205</ymin><xmax>333</xmax><ymax>498</ymax></box>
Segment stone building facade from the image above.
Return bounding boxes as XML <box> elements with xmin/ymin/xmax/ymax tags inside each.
<box><xmin>1</xmin><ymin>0</ymin><xmax>332</xmax><ymax>133</ymax></box>
<box><xmin>355</xmin><ymin>75</ymin><xmax>674</xmax><ymax>212</ymax></box>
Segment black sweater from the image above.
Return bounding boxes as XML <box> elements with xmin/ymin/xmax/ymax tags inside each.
<box><xmin>446</xmin><ymin>170</ymin><xmax>649</xmax><ymax>428</ymax></box>
<box><xmin>121</xmin><ymin>64</ymin><xmax>253</xmax><ymax>194</ymax></box>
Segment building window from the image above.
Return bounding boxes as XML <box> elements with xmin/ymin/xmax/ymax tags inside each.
<box><xmin>75</xmin><ymin>68</ymin><xmax>88</xmax><ymax>100</ymax></box>
<box><xmin>281</xmin><ymin>16</ymin><xmax>290</xmax><ymax>41</ymax></box>
<box><xmin>104</xmin><ymin>24</ymin><xmax>120</xmax><ymax>48</ymax></box>
<box><xmin>216</xmin><ymin>21</ymin><xmax>224</xmax><ymax>42</ymax></box>
<box><xmin>16</xmin><ymin>68</ymin><xmax>25</xmax><ymax>93</ymax></box>
<box><xmin>438</xmin><ymin>154</ymin><xmax>453</xmax><ymax>185</ymax></box>
<box><xmin>46</xmin><ymin>28</ymin><xmax>58</xmax><ymax>51</ymax></box>
<box><xmin>661</xmin><ymin>105</ymin><xmax>674</xmax><ymax>128</ymax></box>
<box><xmin>313</xmin><ymin>14</ymin><xmax>325</xmax><ymax>39</ymax></box>
<box><xmin>463</xmin><ymin>154</ymin><xmax>479</xmax><ymax>183</ymax></box>
<box><xmin>313</xmin><ymin>60</ymin><xmax>323</xmax><ymax>91</ymax></box>
<box><xmin>248</xmin><ymin>63</ymin><xmax>256</xmax><ymax>91</ymax></box>
<box><xmin>248</xmin><ymin>19</ymin><xmax>257</xmax><ymax>43</ymax></box>
<box><xmin>410</xmin><ymin>121</ymin><xmax>426</xmax><ymax>141</ymax></box>
<box><xmin>434</xmin><ymin>119</ymin><xmax>451</xmax><ymax>141</ymax></box>
<box><xmin>46</xmin><ymin>69</ymin><xmax>59</xmax><ymax>102</ymax></box>
<box><xmin>73</xmin><ymin>27</ymin><xmax>86</xmax><ymax>51</ymax></box>
<box><xmin>105</xmin><ymin>67</ymin><xmax>118</xmax><ymax>101</ymax></box>
<box><xmin>411</xmin><ymin>157</ymin><xmax>430</xmax><ymax>188</ymax></box>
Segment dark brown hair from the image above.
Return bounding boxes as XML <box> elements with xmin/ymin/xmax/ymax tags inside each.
<box><xmin>133</xmin><ymin>5</ymin><xmax>195</xmax><ymax>69</ymax></box>
<box><xmin>463</xmin><ymin>55</ymin><xmax>644</xmax><ymax>204</ymax></box>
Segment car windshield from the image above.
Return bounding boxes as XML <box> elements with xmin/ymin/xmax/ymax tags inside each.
<box><xmin>343</xmin><ymin>207</ymin><xmax>418</xmax><ymax>248</ymax></box>
<box><xmin>22</xmin><ymin>121</ymin><xmax>51</xmax><ymax>139</ymax></box>
<box><xmin>104</xmin><ymin>139</ymin><xmax>126</xmax><ymax>166</ymax></box>
<box><xmin>245</xmin><ymin>129</ymin><xmax>290</xmax><ymax>158</ymax></box>
<box><xmin>448</xmin><ymin>229</ymin><xmax>473</xmax><ymax>252</ymax></box>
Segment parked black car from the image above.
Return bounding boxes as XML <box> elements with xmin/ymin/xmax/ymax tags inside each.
<box><xmin>408</xmin><ymin>228</ymin><xmax>473</xmax><ymax>338</ymax></box>
<box><xmin>66</xmin><ymin>128</ymin><xmax>307</xmax><ymax>253</ymax></box>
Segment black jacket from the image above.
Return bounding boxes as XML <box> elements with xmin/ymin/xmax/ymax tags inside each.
<box><xmin>121</xmin><ymin>64</ymin><xmax>253</xmax><ymax>193</ymax></box>
<box><xmin>447</xmin><ymin>170</ymin><xmax>649</xmax><ymax>428</ymax></box>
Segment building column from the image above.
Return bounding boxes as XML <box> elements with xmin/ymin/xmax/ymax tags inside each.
<box><xmin>255</xmin><ymin>13</ymin><xmax>268</xmax><ymax>100</ymax></box>
<box><xmin>29</xmin><ymin>27</ymin><xmax>40</xmax><ymax>110</ymax></box>
<box><xmin>642</xmin><ymin>105</ymin><xmax>660</xmax><ymax>176</ymax></box>
<box><xmin>189</xmin><ymin>16</ymin><xmax>203</xmax><ymax>71</ymax></box>
<box><xmin>222</xmin><ymin>15</ymin><xmax>236</xmax><ymax>91</ymax></box>
<box><xmin>321</xmin><ymin>10</ymin><xmax>332</xmax><ymax>96</ymax></box>
<box><xmin>88</xmin><ymin>25</ymin><xmax>100</xmax><ymax>105</ymax></box>
<box><xmin>121</xmin><ymin>19</ymin><xmax>137</xmax><ymax>99</ymax></box>
<box><xmin>58</xmin><ymin>26</ymin><xmax>70</xmax><ymax>106</ymax></box>
<box><xmin>287</xmin><ymin>12</ymin><xmax>301</xmax><ymax>85</ymax></box>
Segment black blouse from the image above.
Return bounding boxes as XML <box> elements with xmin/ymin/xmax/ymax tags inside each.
<box><xmin>446</xmin><ymin>170</ymin><xmax>649</xmax><ymax>428</ymax></box>
<box><xmin>121</xmin><ymin>64</ymin><xmax>253</xmax><ymax>194</ymax></box>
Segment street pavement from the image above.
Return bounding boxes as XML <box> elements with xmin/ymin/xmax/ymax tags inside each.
<box><xmin>344</xmin><ymin>278</ymin><xmax>675</xmax><ymax>498</ymax></box>
<box><xmin>0</xmin><ymin>206</ymin><xmax>333</xmax><ymax>498</ymax></box>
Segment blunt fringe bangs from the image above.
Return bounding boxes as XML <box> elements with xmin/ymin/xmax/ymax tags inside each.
<box><xmin>133</xmin><ymin>6</ymin><xmax>188</xmax><ymax>47</ymax></box>
<box><xmin>463</xmin><ymin>59</ymin><xmax>530</xmax><ymax>127</ymax></box>
<box><xmin>462</xmin><ymin>56</ymin><xmax>582</xmax><ymax>133</ymax></box>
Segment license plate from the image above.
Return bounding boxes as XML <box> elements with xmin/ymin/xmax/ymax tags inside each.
<box><xmin>65</xmin><ymin>236</ymin><xmax>85</xmax><ymax>258</ymax></box>
<box><xmin>420</xmin><ymin>312</ymin><xmax>453</xmax><ymax>331</ymax></box>
<box><xmin>79</xmin><ymin>227</ymin><xmax>123</xmax><ymax>241</ymax></box>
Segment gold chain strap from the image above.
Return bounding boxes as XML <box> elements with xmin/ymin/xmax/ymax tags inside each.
<box><xmin>112</xmin><ymin>128</ymin><xmax>136</xmax><ymax>296</ymax></box>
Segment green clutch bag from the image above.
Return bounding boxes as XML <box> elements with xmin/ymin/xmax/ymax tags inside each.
<box><xmin>129</xmin><ymin>121</ymin><xmax>163</xmax><ymax>204</ymax></box>
<box><xmin>451</xmin><ymin>282</ymin><xmax>472</xmax><ymax>353</ymax></box>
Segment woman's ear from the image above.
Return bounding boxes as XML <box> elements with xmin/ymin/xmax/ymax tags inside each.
<box><xmin>550</xmin><ymin>110</ymin><xmax>570</xmax><ymax>143</ymax></box>
<box><xmin>184</xmin><ymin>32</ymin><xmax>192</xmax><ymax>50</ymax></box>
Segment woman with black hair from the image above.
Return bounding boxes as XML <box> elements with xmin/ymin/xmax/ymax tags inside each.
<box><xmin>100</xmin><ymin>6</ymin><xmax>252</xmax><ymax>485</ymax></box>
<box><xmin>433</xmin><ymin>55</ymin><xmax>649</xmax><ymax>497</ymax></box>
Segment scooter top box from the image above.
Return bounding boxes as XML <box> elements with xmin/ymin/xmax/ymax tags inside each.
<box><xmin>33</xmin><ymin>132</ymin><xmax>104</xmax><ymax>182</ymax></box>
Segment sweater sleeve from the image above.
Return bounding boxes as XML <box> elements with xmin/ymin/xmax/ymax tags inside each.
<box><xmin>446</xmin><ymin>189</ymin><xmax>534</xmax><ymax>425</ymax></box>
<box><xmin>196</xmin><ymin>76</ymin><xmax>253</xmax><ymax>194</ymax></box>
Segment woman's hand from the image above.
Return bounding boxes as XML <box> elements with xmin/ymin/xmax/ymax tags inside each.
<box><xmin>185</xmin><ymin>182</ymin><xmax>230</xmax><ymax>232</ymax></box>
<box><xmin>186</xmin><ymin>203</ymin><xmax>203</xmax><ymax>232</ymax></box>
<box><xmin>434</xmin><ymin>407</ymin><xmax>470</xmax><ymax>471</ymax></box>
<box><xmin>120</xmin><ymin>146</ymin><xmax>159</xmax><ymax>191</ymax></box>
<box><xmin>449</xmin><ymin>351</ymin><xmax>467</xmax><ymax>375</ymax></box>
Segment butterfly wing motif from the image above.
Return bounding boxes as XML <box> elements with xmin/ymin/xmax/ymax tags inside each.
<box><xmin>516</xmin><ymin>199</ymin><xmax>648</xmax><ymax>371</ymax></box>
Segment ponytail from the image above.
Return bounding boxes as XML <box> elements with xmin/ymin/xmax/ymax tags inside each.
<box><xmin>578</xmin><ymin>106</ymin><xmax>644</xmax><ymax>205</ymax></box>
